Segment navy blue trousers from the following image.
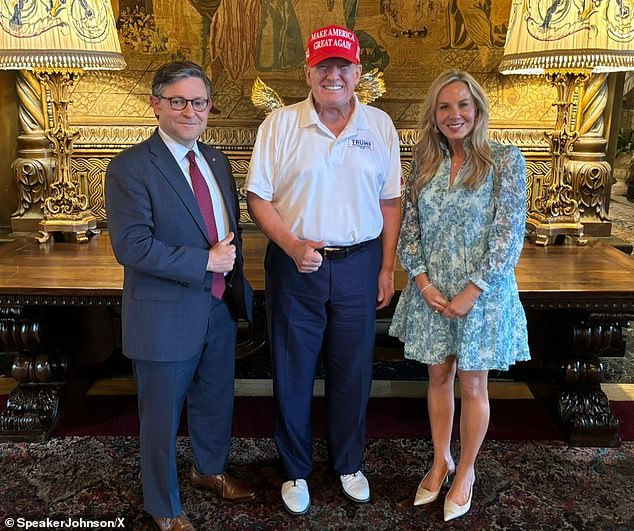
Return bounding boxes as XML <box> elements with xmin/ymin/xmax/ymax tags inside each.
<box><xmin>265</xmin><ymin>239</ymin><xmax>381</xmax><ymax>479</ymax></box>
<box><xmin>133</xmin><ymin>298</ymin><xmax>237</xmax><ymax>518</ymax></box>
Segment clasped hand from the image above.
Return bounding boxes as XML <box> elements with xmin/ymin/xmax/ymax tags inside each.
<box><xmin>207</xmin><ymin>232</ymin><xmax>236</xmax><ymax>272</ymax></box>
<box><xmin>417</xmin><ymin>280</ymin><xmax>481</xmax><ymax>318</ymax></box>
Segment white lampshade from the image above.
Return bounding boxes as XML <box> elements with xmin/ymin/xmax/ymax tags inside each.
<box><xmin>499</xmin><ymin>0</ymin><xmax>634</xmax><ymax>75</ymax></box>
<box><xmin>0</xmin><ymin>0</ymin><xmax>125</xmax><ymax>71</ymax></box>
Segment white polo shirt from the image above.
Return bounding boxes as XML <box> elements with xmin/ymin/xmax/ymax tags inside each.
<box><xmin>245</xmin><ymin>94</ymin><xmax>402</xmax><ymax>246</ymax></box>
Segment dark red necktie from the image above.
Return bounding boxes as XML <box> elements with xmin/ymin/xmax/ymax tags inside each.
<box><xmin>186</xmin><ymin>150</ymin><xmax>225</xmax><ymax>300</ymax></box>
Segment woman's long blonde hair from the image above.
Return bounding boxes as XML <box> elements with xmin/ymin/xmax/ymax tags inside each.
<box><xmin>411</xmin><ymin>70</ymin><xmax>493</xmax><ymax>196</ymax></box>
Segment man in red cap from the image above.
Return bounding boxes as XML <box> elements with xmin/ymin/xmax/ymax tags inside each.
<box><xmin>246</xmin><ymin>24</ymin><xmax>402</xmax><ymax>515</ymax></box>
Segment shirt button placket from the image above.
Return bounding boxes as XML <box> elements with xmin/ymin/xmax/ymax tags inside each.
<box><xmin>332</xmin><ymin>137</ymin><xmax>345</xmax><ymax>166</ymax></box>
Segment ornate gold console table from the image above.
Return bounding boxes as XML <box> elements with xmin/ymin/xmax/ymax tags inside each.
<box><xmin>0</xmin><ymin>233</ymin><xmax>633</xmax><ymax>446</ymax></box>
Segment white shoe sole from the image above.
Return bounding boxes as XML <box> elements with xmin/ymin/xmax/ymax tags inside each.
<box><xmin>342</xmin><ymin>488</ymin><xmax>370</xmax><ymax>504</ymax></box>
<box><xmin>283</xmin><ymin>499</ymin><xmax>310</xmax><ymax>515</ymax></box>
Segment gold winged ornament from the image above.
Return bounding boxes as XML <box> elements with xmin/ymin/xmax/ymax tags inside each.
<box><xmin>356</xmin><ymin>69</ymin><xmax>387</xmax><ymax>106</ymax></box>
<box><xmin>250</xmin><ymin>69</ymin><xmax>387</xmax><ymax>115</ymax></box>
<box><xmin>250</xmin><ymin>76</ymin><xmax>285</xmax><ymax>114</ymax></box>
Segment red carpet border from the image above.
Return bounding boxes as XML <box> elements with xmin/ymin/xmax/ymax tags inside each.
<box><xmin>50</xmin><ymin>396</ymin><xmax>634</xmax><ymax>441</ymax></box>
<box><xmin>0</xmin><ymin>395</ymin><xmax>632</xmax><ymax>440</ymax></box>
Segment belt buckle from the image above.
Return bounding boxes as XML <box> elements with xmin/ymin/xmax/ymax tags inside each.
<box><xmin>322</xmin><ymin>246</ymin><xmax>344</xmax><ymax>260</ymax></box>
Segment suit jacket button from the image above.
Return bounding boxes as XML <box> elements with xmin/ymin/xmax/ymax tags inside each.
<box><xmin>203</xmin><ymin>286</ymin><xmax>211</xmax><ymax>293</ymax></box>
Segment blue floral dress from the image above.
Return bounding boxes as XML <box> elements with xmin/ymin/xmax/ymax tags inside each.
<box><xmin>389</xmin><ymin>141</ymin><xmax>530</xmax><ymax>371</ymax></box>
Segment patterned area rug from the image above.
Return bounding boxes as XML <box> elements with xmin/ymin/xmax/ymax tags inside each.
<box><xmin>1</xmin><ymin>437</ymin><xmax>632</xmax><ymax>530</ymax></box>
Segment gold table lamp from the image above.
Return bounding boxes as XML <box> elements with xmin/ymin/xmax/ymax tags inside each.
<box><xmin>0</xmin><ymin>1</ymin><xmax>125</xmax><ymax>242</ymax></box>
<box><xmin>499</xmin><ymin>0</ymin><xmax>634</xmax><ymax>245</ymax></box>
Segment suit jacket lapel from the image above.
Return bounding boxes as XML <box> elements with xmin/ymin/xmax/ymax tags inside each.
<box><xmin>147</xmin><ymin>131</ymin><xmax>211</xmax><ymax>243</ymax></box>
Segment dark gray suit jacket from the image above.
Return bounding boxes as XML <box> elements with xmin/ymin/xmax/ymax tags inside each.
<box><xmin>105</xmin><ymin>130</ymin><xmax>253</xmax><ymax>362</ymax></box>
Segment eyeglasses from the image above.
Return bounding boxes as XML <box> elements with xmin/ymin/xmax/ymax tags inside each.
<box><xmin>155</xmin><ymin>95</ymin><xmax>210</xmax><ymax>112</ymax></box>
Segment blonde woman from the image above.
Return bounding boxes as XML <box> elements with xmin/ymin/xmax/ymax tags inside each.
<box><xmin>390</xmin><ymin>70</ymin><xmax>530</xmax><ymax>521</ymax></box>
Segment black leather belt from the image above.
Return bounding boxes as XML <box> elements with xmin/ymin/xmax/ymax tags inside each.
<box><xmin>317</xmin><ymin>239</ymin><xmax>374</xmax><ymax>260</ymax></box>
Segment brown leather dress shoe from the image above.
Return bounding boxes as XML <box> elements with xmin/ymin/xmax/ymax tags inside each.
<box><xmin>152</xmin><ymin>512</ymin><xmax>195</xmax><ymax>531</ymax></box>
<box><xmin>189</xmin><ymin>465</ymin><xmax>256</xmax><ymax>502</ymax></box>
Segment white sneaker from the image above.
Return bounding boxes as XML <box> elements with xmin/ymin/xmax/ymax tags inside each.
<box><xmin>281</xmin><ymin>479</ymin><xmax>310</xmax><ymax>515</ymax></box>
<box><xmin>340</xmin><ymin>471</ymin><xmax>370</xmax><ymax>503</ymax></box>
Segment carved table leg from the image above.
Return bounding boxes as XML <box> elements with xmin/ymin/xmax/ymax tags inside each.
<box><xmin>0</xmin><ymin>384</ymin><xmax>63</xmax><ymax>441</ymax></box>
<box><xmin>555</xmin><ymin>388</ymin><xmax>619</xmax><ymax>447</ymax></box>
<box><xmin>532</xmin><ymin>311</ymin><xmax>626</xmax><ymax>447</ymax></box>
<box><xmin>0</xmin><ymin>306</ymin><xmax>68</xmax><ymax>442</ymax></box>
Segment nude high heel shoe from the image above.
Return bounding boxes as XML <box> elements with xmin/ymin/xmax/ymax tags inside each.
<box><xmin>413</xmin><ymin>465</ymin><xmax>453</xmax><ymax>506</ymax></box>
<box><xmin>443</xmin><ymin>483</ymin><xmax>473</xmax><ymax>521</ymax></box>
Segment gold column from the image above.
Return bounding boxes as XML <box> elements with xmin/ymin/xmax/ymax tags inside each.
<box><xmin>568</xmin><ymin>74</ymin><xmax>612</xmax><ymax>236</ymax></box>
<box><xmin>10</xmin><ymin>71</ymin><xmax>55</xmax><ymax>233</ymax></box>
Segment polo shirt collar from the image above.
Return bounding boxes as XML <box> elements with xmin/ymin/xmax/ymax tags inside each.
<box><xmin>300</xmin><ymin>92</ymin><xmax>364</xmax><ymax>132</ymax></box>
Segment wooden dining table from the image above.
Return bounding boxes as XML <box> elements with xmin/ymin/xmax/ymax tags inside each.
<box><xmin>1</xmin><ymin>231</ymin><xmax>633</xmax><ymax>446</ymax></box>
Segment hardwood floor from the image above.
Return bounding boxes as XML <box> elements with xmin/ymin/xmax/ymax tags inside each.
<box><xmin>1</xmin><ymin>376</ymin><xmax>632</xmax><ymax>401</ymax></box>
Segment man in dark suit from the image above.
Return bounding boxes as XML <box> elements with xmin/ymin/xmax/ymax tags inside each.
<box><xmin>106</xmin><ymin>61</ymin><xmax>255</xmax><ymax>531</ymax></box>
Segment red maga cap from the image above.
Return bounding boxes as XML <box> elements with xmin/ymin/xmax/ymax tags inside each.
<box><xmin>305</xmin><ymin>24</ymin><xmax>360</xmax><ymax>68</ymax></box>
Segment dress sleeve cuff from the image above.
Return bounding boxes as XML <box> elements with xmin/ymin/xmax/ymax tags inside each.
<box><xmin>469</xmin><ymin>275</ymin><xmax>489</xmax><ymax>293</ymax></box>
<box><xmin>409</xmin><ymin>265</ymin><xmax>427</xmax><ymax>279</ymax></box>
